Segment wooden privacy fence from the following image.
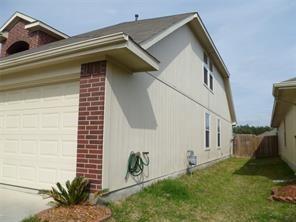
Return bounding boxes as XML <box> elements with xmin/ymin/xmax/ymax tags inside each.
<box><xmin>233</xmin><ymin>134</ymin><xmax>278</xmax><ymax>158</ymax></box>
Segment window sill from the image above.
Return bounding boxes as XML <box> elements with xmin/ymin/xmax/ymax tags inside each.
<box><xmin>203</xmin><ymin>83</ymin><xmax>214</xmax><ymax>94</ymax></box>
<box><xmin>204</xmin><ymin>148</ymin><xmax>210</xmax><ymax>151</ymax></box>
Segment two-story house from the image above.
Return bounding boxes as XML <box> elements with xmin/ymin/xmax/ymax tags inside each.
<box><xmin>0</xmin><ymin>12</ymin><xmax>236</xmax><ymax>197</ymax></box>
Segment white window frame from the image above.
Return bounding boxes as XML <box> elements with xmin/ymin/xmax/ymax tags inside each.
<box><xmin>205</xmin><ymin>112</ymin><xmax>211</xmax><ymax>150</ymax></box>
<box><xmin>203</xmin><ymin>65</ymin><xmax>209</xmax><ymax>86</ymax></box>
<box><xmin>209</xmin><ymin>73</ymin><xmax>214</xmax><ymax>91</ymax></box>
<box><xmin>217</xmin><ymin>118</ymin><xmax>221</xmax><ymax>149</ymax></box>
<box><xmin>202</xmin><ymin>52</ymin><xmax>214</xmax><ymax>93</ymax></box>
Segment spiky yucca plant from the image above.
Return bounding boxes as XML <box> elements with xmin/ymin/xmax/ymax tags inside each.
<box><xmin>39</xmin><ymin>176</ymin><xmax>90</xmax><ymax>206</ymax></box>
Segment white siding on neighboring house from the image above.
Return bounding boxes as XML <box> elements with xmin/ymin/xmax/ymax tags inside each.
<box><xmin>278</xmin><ymin>106</ymin><xmax>296</xmax><ymax>170</ymax></box>
<box><xmin>102</xmin><ymin>24</ymin><xmax>233</xmax><ymax>191</ymax></box>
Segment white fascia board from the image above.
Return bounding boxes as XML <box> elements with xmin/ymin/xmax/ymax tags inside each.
<box><xmin>0</xmin><ymin>32</ymin><xmax>159</xmax><ymax>73</ymax></box>
<box><xmin>126</xmin><ymin>37</ymin><xmax>159</xmax><ymax>70</ymax></box>
<box><xmin>0</xmin><ymin>12</ymin><xmax>36</xmax><ymax>32</ymax></box>
<box><xmin>271</xmin><ymin>83</ymin><xmax>278</xmax><ymax>127</ymax></box>
<box><xmin>141</xmin><ymin>13</ymin><xmax>230</xmax><ymax>79</ymax></box>
<box><xmin>141</xmin><ymin>14</ymin><xmax>197</xmax><ymax>50</ymax></box>
<box><xmin>194</xmin><ymin>14</ymin><xmax>230</xmax><ymax>78</ymax></box>
<box><xmin>25</xmin><ymin>21</ymin><xmax>69</xmax><ymax>39</ymax></box>
<box><xmin>225</xmin><ymin>78</ymin><xmax>237</xmax><ymax>124</ymax></box>
<box><xmin>193</xmin><ymin>14</ymin><xmax>235</xmax><ymax>122</ymax></box>
<box><xmin>0</xmin><ymin>32</ymin><xmax>128</xmax><ymax>70</ymax></box>
<box><xmin>270</xmin><ymin>99</ymin><xmax>278</xmax><ymax>127</ymax></box>
<box><xmin>271</xmin><ymin>81</ymin><xmax>296</xmax><ymax>127</ymax></box>
<box><xmin>273</xmin><ymin>81</ymin><xmax>296</xmax><ymax>96</ymax></box>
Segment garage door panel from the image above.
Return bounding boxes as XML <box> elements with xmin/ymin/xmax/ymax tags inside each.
<box><xmin>6</xmin><ymin>114</ymin><xmax>20</xmax><ymax>128</ymax></box>
<box><xmin>3</xmin><ymin>139</ymin><xmax>18</xmax><ymax>154</ymax></box>
<box><xmin>21</xmin><ymin>139</ymin><xmax>38</xmax><ymax>155</ymax></box>
<box><xmin>23</xmin><ymin>113</ymin><xmax>39</xmax><ymax>128</ymax></box>
<box><xmin>19</xmin><ymin>166</ymin><xmax>36</xmax><ymax>181</ymax></box>
<box><xmin>0</xmin><ymin>115</ymin><xmax>3</xmax><ymax>128</ymax></box>
<box><xmin>63</xmin><ymin>111</ymin><xmax>79</xmax><ymax>128</ymax></box>
<box><xmin>41</xmin><ymin>113</ymin><xmax>60</xmax><ymax>129</ymax></box>
<box><xmin>0</xmin><ymin>81</ymin><xmax>79</xmax><ymax>189</ymax></box>
<box><xmin>59</xmin><ymin>170</ymin><xmax>75</xmax><ymax>183</ymax></box>
<box><xmin>2</xmin><ymin>164</ymin><xmax>17</xmax><ymax>179</ymax></box>
<box><xmin>39</xmin><ymin>140</ymin><xmax>59</xmax><ymax>156</ymax></box>
<box><xmin>62</xmin><ymin>141</ymin><xmax>77</xmax><ymax>157</ymax></box>
<box><xmin>39</xmin><ymin>168</ymin><xmax>57</xmax><ymax>184</ymax></box>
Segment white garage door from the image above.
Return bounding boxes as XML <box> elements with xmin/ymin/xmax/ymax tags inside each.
<box><xmin>0</xmin><ymin>81</ymin><xmax>79</xmax><ymax>189</ymax></box>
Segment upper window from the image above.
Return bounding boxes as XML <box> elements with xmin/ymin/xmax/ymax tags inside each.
<box><xmin>217</xmin><ymin>119</ymin><xmax>221</xmax><ymax>148</ymax></box>
<box><xmin>209</xmin><ymin>74</ymin><xmax>213</xmax><ymax>91</ymax></box>
<box><xmin>203</xmin><ymin>67</ymin><xmax>208</xmax><ymax>85</ymax></box>
<box><xmin>6</xmin><ymin>41</ymin><xmax>29</xmax><ymax>55</ymax></box>
<box><xmin>205</xmin><ymin>113</ymin><xmax>210</xmax><ymax>149</ymax></box>
<box><xmin>203</xmin><ymin>51</ymin><xmax>214</xmax><ymax>92</ymax></box>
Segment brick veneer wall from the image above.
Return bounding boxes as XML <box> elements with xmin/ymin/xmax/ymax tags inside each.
<box><xmin>76</xmin><ymin>61</ymin><xmax>106</xmax><ymax>192</ymax></box>
<box><xmin>0</xmin><ymin>19</ymin><xmax>58</xmax><ymax>57</ymax></box>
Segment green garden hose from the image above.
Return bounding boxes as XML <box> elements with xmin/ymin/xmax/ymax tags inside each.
<box><xmin>126</xmin><ymin>152</ymin><xmax>150</xmax><ymax>178</ymax></box>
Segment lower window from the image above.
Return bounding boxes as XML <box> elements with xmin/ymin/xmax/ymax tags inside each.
<box><xmin>217</xmin><ymin>119</ymin><xmax>221</xmax><ymax>148</ymax></box>
<box><xmin>205</xmin><ymin>113</ymin><xmax>210</xmax><ymax>148</ymax></box>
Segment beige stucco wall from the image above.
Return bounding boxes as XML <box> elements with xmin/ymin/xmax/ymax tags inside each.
<box><xmin>278</xmin><ymin>105</ymin><xmax>296</xmax><ymax>171</ymax></box>
<box><xmin>102</xmin><ymin>25</ymin><xmax>234</xmax><ymax>191</ymax></box>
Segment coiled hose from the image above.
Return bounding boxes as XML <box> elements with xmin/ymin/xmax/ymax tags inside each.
<box><xmin>126</xmin><ymin>152</ymin><xmax>150</xmax><ymax>178</ymax></box>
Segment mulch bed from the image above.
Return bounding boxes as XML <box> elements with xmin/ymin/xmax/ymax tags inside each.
<box><xmin>270</xmin><ymin>184</ymin><xmax>296</xmax><ymax>203</ymax></box>
<box><xmin>37</xmin><ymin>204</ymin><xmax>112</xmax><ymax>222</ymax></box>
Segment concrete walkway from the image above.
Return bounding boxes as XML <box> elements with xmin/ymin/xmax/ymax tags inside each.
<box><xmin>0</xmin><ymin>186</ymin><xmax>49</xmax><ymax>222</ymax></box>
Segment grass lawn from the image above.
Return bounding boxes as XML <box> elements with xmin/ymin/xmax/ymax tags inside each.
<box><xmin>109</xmin><ymin>158</ymin><xmax>296</xmax><ymax>222</ymax></box>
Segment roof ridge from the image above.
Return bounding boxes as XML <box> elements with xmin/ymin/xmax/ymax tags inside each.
<box><xmin>0</xmin><ymin>12</ymin><xmax>197</xmax><ymax>60</ymax></box>
<box><xmin>14</xmin><ymin>11</ymin><xmax>37</xmax><ymax>21</ymax></box>
<box><xmin>72</xmin><ymin>12</ymin><xmax>196</xmax><ymax>38</ymax></box>
<box><xmin>116</xmin><ymin>12</ymin><xmax>196</xmax><ymax>25</ymax></box>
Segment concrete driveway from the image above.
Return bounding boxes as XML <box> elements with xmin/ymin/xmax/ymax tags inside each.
<box><xmin>0</xmin><ymin>186</ymin><xmax>49</xmax><ymax>222</ymax></box>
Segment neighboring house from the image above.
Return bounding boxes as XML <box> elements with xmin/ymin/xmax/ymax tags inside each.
<box><xmin>0</xmin><ymin>11</ymin><xmax>236</xmax><ymax>194</ymax></box>
<box><xmin>271</xmin><ymin>78</ymin><xmax>296</xmax><ymax>171</ymax></box>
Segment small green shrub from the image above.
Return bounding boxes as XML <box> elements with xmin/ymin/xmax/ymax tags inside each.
<box><xmin>21</xmin><ymin>216</ymin><xmax>45</xmax><ymax>222</ymax></box>
<box><xmin>146</xmin><ymin>179</ymin><xmax>190</xmax><ymax>201</ymax></box>
<box><xmin>39</xmin><ymin>176</ymin><xmax>90</xmax><ymax>206</ymax></box>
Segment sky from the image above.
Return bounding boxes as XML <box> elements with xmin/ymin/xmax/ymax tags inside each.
<box><xmin>1</xmin><ymin>0</ymin><xmax>296</xmax><ymax>126</ymax></box>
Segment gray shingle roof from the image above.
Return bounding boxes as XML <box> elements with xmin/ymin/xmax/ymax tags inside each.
<box><xmin>0</xmin><ymin>12</ymin><xmax>195</xmax><ymax>61</ymax></box>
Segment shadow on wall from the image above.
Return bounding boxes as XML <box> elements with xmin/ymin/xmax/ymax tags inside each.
<box><xmin>109</xmin><ymin>28</ymin><xmax>193</xmax><ymax>130</ymax></box>
<box><xmin>109</xmin><ymin>70</ymin><xmax>157</xmax><ymax>129</ymax></box>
